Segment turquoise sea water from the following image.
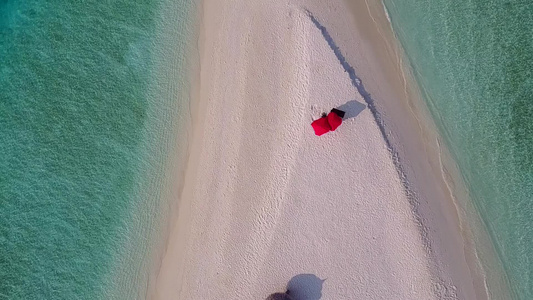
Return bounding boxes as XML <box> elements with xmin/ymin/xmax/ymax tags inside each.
<box><xmin>0</xmin><ymin>1</ymin><xmax>193</xmax><ymax>299</ymax></box>
<box><xmin>383</xmin><ymin>0</ymin><xmax>533</xmax><ymax>299</ymax></box>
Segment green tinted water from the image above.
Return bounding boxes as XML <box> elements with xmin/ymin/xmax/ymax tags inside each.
<box><xmin>382</xmin><ymin>0</ymin><xmax>533</xmax><ymax>298</ymax></box>
<box><xmin>0</xmin><ymin>0</ymin><xmax>193</xmax><ymax>299</ymax></box>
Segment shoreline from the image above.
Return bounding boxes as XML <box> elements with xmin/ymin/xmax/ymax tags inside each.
<box><xmin>345</xmin><ymin>1</ymin><xmax>514</xmax><ymax>299</ymax></box>
<box><xmin>105</xmin><ymin>0</ymin><xmax>198</xmax><ymax>296</ymax></box>
<box><xmin>340</xmin><ymin>1</ymin><xmax>487</xmax><ymax>298</ymax></box>
<box><xmin>151</xmin><ymin>0</ymin><xmax>502</xmax><ymax>299</ymax></box>
<box><xmin>147</xmin><ymin>0</ymin><xmax>205</xmax><ymax>297</ymax></box>
<box><xmin>302</xmin><ymin>1</ymin><xmax>484</xmax><ymax>298</ymax></box>
<box><xmin>127</xmin><ymin>0</ymin><xmax>200</xmax><ymax>298</ymax></box>
<box><xmin>377</xmin><ymin>2</ymin><xmax>516</xmax><ymax>298</ymax></box>
<box><xmin>350</xmin><ymin>3</ymin><xmax>511</xmax><ymax>299</ymax></box>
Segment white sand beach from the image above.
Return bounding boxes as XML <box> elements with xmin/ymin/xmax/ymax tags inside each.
<box><xmin>152</xmin><ymin>0</ymin><xmax>487</xmax><ymax>299</ymax></box>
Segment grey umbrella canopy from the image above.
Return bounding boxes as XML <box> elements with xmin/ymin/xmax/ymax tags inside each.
<box><xmin>265</xmin><ymin>292</ymin><xmax>295</xmax><ymax>300</ymax></box>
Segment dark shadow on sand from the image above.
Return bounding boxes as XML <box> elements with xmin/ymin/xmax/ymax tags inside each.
<box><xmin>306</xmin><ymin>10</ymin><xmax>381</xmax><ymax>130</ymax></box>
<box><xmin>305</xmin><ymin>10</ymin><xmax>436</xmax><ymax>284</ymax></box>
<box><xmin>336</xmin><ymin>100</ymin><xmax>366</xmax><ymax>120</ymax></box>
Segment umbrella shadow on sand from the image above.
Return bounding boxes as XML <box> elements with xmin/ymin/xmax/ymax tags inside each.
<box><xmin>266</xmin><ymin>274</ymin><xmax>325</xmax><ymax>300</ymax></box>
<box><xmin>336</xmin><ymin>100</ymin><xmax>366</xmax><ymax>120</ymax></box>
<box><xmin>287</xmin><ymin>274</ymin><xmax>325</xmax><ymax>300</ymax></box>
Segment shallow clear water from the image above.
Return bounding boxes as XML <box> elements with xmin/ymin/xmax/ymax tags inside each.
<box><xmin>0</xmin><ymin>0</ymin><xmax>193</xmax><ymax>299</ymax></box>
<box><xmin>383</xmin><ymin>0</ymin><xmax>533</xmax><ymax>299</ymax></box>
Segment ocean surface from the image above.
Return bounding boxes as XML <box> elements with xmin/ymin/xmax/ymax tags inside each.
<box><xmin>382</xmin><ymin>0</ymin><xmax>533</xmax><ymax>299</ymax></box>
<box><xmin>0</xmin><ymin>0</ymin><xmax>194</xmax><ymax>299</ymax></box>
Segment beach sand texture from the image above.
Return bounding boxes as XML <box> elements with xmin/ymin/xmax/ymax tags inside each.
<box><xmin>153</xmin><ymin>1</ymin><xmax>482</xmax><ymax>299</ymax></box>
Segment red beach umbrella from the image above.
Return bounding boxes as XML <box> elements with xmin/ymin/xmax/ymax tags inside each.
<box><xmin>311</xmin><ymin>116</ymin><xmax>331</xmax><ymax>136</ymax></box>
<box><xmin>327</xmin><ymin>111</ymin><xmax>343</xmax><ymax>131</ymax></box>
<box><xmin>311</xmin><ymin>108</ymin><xmax>346</xmax><ymax>136</ymax></box>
